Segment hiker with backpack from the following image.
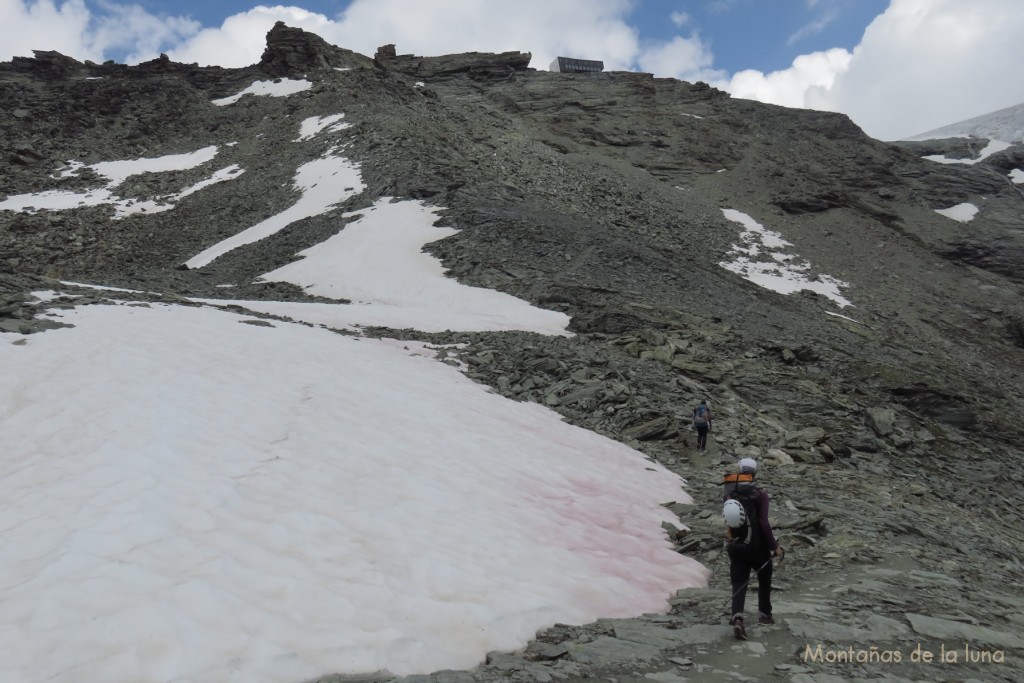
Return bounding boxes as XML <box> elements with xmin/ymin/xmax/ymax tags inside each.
<box><xmin>692</xmin><ymin>399</ymin><xmax>713</xmax><ymax>451</ymax></box>
<box><xmin>721</xmin><ymin>457</ymin><xmax>784</xmax><ymax>640</ymax></box>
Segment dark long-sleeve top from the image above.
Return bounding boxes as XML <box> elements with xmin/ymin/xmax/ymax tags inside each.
<box><xmin>754</xmin><ymin>489</ymin><xmax>778</xmax><ymax>552</ymax></box>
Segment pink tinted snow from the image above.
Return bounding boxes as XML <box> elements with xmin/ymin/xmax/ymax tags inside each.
<box><xmin>0</xmin><ymin>302</ymin><xmax>707</xmax><ymax>681</ymax></box>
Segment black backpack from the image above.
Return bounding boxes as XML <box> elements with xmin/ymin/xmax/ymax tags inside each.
<box><xmin>722</xmin><ymin>473</ymin><xmax>763</xmax><ymax>548</ymax></box>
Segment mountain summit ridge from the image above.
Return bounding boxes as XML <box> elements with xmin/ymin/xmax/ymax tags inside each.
<box><xmin>905</xmin><ymin>100</ymin><xmax>1024</xmax><ymax>143</ymax></box>
<box><xmin>1</xmin><ymin>23</ymin><xmax>1024</xmax><ymax>683</ymax></box>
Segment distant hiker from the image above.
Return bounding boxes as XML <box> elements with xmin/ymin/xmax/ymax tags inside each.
<box><xmin>721</xmin><ymin>457</ymin><xmax>784</xmax><ymax>640</ymax></box>
<box><xmin>692</xmin><ymin>399</ymin><xmax>713</xmax><ymax>451</ymax></box>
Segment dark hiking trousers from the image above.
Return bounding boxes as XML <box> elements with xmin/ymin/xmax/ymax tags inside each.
<box><xmin>695</xmin><ymin>424</ymin><xmax>709</xmax><ymax>449</ymax></box>
<box><xmin>727</xmin><ymin>541</ymin><xmax>773</xmax><ymax>618</ymax></box>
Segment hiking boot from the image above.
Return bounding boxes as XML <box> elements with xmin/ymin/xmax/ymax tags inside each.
<box><xmin>731</xmin><ymin>616</ymin><xmax>747</xmax><ymax>640</ymax></box>
<box><xmin>758</xmin><ymin>612</ymin><xmax>775</xmax><ymax>625</ymax></box>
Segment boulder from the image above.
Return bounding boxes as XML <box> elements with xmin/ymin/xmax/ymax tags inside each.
<box><xmin>623</xmin><ymin>416</ymin><xmax>678</xmax><ymax>441</ymax></box>
<box><xmin>764</xmin><ymin>448</ymin><xmax>795</xmax><ymax>465</ymax></box>
<box><xmin>785</xmin><ymin>426</ymin><xmax>827</xmax><ymax>447</ymax></box>
<box><xmin>865</xmin><ymin>406</ymin><xmax>896</xmax><ymax>436</ymax></box>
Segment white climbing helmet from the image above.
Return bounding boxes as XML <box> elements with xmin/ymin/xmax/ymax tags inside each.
<box><xmin>723</xmin><ymin>499</ymin><xmax>746</xmax><ymax>528</ymax></box>
<box><xmin>738</xmin><ymin>457</ymin><xmax>758</xmax><ymax>474</ymax></box>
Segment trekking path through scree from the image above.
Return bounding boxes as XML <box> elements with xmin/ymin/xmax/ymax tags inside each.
<box><xmin>672</xmin><ymin>557</ymin><xmax>914</xmax><ymax>682</ymax></box>
<box><xmin>534</xmin><ymin>553</ymin><xmax>1020</xmax><ymax>683</ymax></box>
<box><xmin>651</xmin><ymin>456</ymin><xmax>1021</xmax><ymax>683</ymax></box>
<box><xmin>512</xmin><ymin>442</ymin><xmax>1024</xmax><ymax>683</ymax></box>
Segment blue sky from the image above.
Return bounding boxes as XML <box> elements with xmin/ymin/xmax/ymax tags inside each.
<box><xmin>2</xmin><ymin>1</ymin><xmax>1023</xmax><ymax>140</ymax></box>
<box><xmin>121</xmin><ymin>0</ymin><xmax>888</xmax><ymax>75</ymax></box>
<box><xmin>629</xmin><ymin>0</ymin><xmax>889</xmax><ymax>74</ymax></box>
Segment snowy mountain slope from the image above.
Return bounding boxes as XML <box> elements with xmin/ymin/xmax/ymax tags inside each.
<box><xmin>0</xmin><ymin>76</ymin><xmax>714</xmax><ymax>678</ymax></box>
<box><xmin>904</xmin><ymin>100</ymin><xmax>1024</xmax><ymax>143</ymax></box>
<box><xmin>1</xmin><ymin>22</ymin><xmax>1024</xmax><ymax>683</ymax></box>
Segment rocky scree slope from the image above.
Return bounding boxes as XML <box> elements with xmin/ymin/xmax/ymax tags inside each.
<box><xmin>2</xmin><ymin>22</ymin><xmax>1024</xmax><ymax>683</ymax></box>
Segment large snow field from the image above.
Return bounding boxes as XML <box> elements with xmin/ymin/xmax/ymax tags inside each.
<box><xmin>246</xmin><ymin>197</ymin><xmax>573</xmax><ymax>335</ymax></box>
<box><xmin>0</xmin><ymin>301</ymin><xmax>708</xmax><ymax>682</ymax></box>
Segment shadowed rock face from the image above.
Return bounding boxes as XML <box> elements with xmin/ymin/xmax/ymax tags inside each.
<box><xmin>2</xmin><ymin>23</ymin><xmax>1024</xmax><ymax>683</ymax></box>
<box><xmin>259</xmin><ymin>21</ymin><xmax>373</xmax><ymax>76</ymax></box>
<box><xmin>377</xmin><ymin>49</ymin><xmax>533</xmax><ymax>80</ymax></box>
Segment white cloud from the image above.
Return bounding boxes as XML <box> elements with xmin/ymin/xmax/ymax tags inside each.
<box><xmin>0</xmin><ymin>0</ymin><xmax>96</xmax><ymax>61</ymax></box>
<box><xmin>638</xmin><ymin>34</ymin><xmax>726</xmax><ymax>84</ymax></box>
<box><xmin>816</xmin><ymin>0</ymin><xmax>1024</xmax><ymax>140</ymax></box>
<box><xmin>165</xmin><ymin>6</ymin><xmax>333</xmax><ymax>67</ymax></box>
<box><xmin>720</xmin><ymin>48</ymin><xmax>851</xmax><ymax>109</ymax></box>
<box><xmin>327</xmin><ymin>0</ymin><xmax>640</xmax><ymax>71</ymax></box>
<box><xmin>708</xmin><ymin>0</ymin><xmax>739</xmax><ymax>14</ymax></box>
<box><xmin>786</xmin><ymin>9</ymin><xmax>837</xmax><ymax>46</ymax></box>
<box><xmin>0</xmin><ymin>0</ymin><xmax>199</xmax><ymax>63</ymax></box>
<box><xmin>90</xmin><ymin>1</ymin><xmax>200</xmax><ymax>63</ymax></box>
<box><xmin>161</xmin><ymin>1</ymin><xmax>643</xmax><ymax>71</ymax></box>
<box><xmin>670</xmin><ymin>11</ymin><xmax>690</xmax><ymax>27</ymax></box>
<box><xmin>718</xmin><ymin>0</ymin><xmax>1024</xmax><ymax>141</ymax></box>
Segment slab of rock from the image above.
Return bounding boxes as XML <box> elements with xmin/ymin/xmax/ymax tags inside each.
<box><xmin>623</xmin><ymin>415</ymin><xmax>679</xmax><ymax>441</ymax></box>
<box><xmin>567</xmin><ymin>636</ymin><xmax>662</xmax><ymax>666</ymax></box>
<box><xmin>662</xmin><ymin>624</ymin><xmax>727</xmax><ymax>645</ymax></box>
<box><xmin>765</xmin><ymin>447</ymin><xmax>795</xmax><ymax>465</ymax></box>
<box><xmin>864</xmin><ymin>614</ymin><xmax>911</xmax><ymax>639</ymax></box>
<box><xmin>402</xmin><ymin>672</ymin><xmax>475</xmax><ymax>683</ymax></box>
<box><xmin>906</xmin><ymin>570</ymin><xmax>962</xmax><ymax>588</ymax></box>
<box><xmin>644</xmin><ymin>671</ymin><xmax>690</xmax><ymax>683</ymax></box>
<box><xmin>905</xmin><ymin>613</ymin><xmax>1024</xmax><ymax>649</ymax></box>
<box><xmin>791</xmin><ymin>675</ymin><xmax>850</xmax><ymax>683</ymax></box>
<box><xmin>613</xmin><ymin>622</ymin><xmax>688</xmax><ymax>649</ymax></box>
<box><xmin>670</xmin><ymin>359</ymin><xmax>732</xmax><ymax>383</ymax></box>
<box><xmin>785</xmin><ymin>426</ymin><xmax>827</xmax><ymax>447</ymax></box>
<box><xmin>865</xmin><ymin>406</ymin><xmax>897</xmax><ymax>436</ymax></box>
<box><xmin>787</xmin><ymin>618</ymin><xmax>876</xmax><ymax>643</ymax></box>
<box><xmin>774</xmin><ymin>600</ymin><xmax>834</xmax><ymax>618</ymax></box>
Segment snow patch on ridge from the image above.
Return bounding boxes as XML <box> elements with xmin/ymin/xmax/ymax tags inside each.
<box><xmin>0</xmin><ymin>147</ymin><xmax>238</xmax><ymax>219</ymax></box>
<box><xmin>248</xmin><ymin>197</ymin><xmax>571</xmax><ymax>335</ymax></box>
<box><xmin>718</xmin><ymin>209</ymin><xmax>852</xmax><ymax>308</ymax></box>
<box><xmin>296</xmin><ymin>114</ymin><xmax>350</xmax><ymax>142</ymax></box>
<box><xmin>212</xmin><ymin>79</ymin><xmax>312</xmax><ymax>106</ymax></box>
<box><xmin>935</xmin><ymin>202</ymin><xmax>979</xmax><ymax>223</ymax></box>
<box><xmin>922</xmin><ymin>138</ymin><xmax>1012</xmax><ymax>165</ymax></box>
<box><xmin>175</xmin><ymin>165</ymin><xmax>245</xmax><ymax>200</ymax></box>
<box><xmin>176</xmin><ymin>132</ymin><xmax>566</xmax><ymax>333</ymax></box>
<box><xmin>90</xmin><ymin>146</ymin><xmax>220</xmax><ymax>187</ymax></box>
<box><xmin>184</xmin><ymin>151</ymin><xmax>364</xmax><ymax>269</ymax></box>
